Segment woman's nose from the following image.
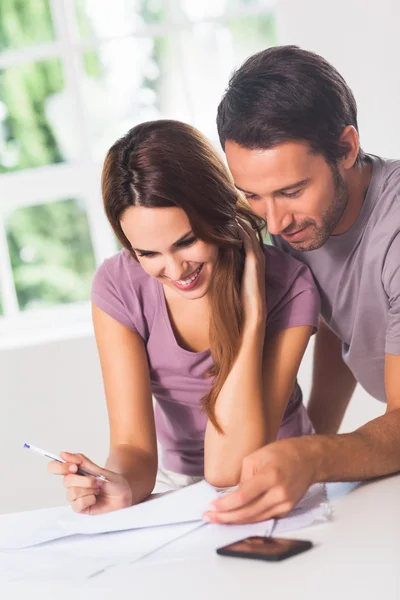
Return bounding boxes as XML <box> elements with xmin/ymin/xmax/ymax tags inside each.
<box><xmin>163</xmin><ymin>256</ymin><xmax>186</xmax><ymax>281</ymax></box>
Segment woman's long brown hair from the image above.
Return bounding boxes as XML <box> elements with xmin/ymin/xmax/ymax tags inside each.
<box><xmin>102</xmin><ymin>120</ymin><xmax>266</xmax><ymax>432</ymax></box>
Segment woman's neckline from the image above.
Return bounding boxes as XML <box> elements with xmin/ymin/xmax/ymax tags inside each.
<box><xmin>155</xmin><ymin>279</ymin><xmax>211</xmax><ymax>357</ymax></box>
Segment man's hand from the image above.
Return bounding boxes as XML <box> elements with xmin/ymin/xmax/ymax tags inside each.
<box><xmin>203</xmin><ymin>438</ymin><xmax>317</xmax><ymax>524</ymax></box>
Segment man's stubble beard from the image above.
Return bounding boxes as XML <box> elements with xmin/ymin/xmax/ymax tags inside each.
<box><xmin>293</xmin><ymin>165</ymin><xmax>349</xmax><ymax>252</ymax></box>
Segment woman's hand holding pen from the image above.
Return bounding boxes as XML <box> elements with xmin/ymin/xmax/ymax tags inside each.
<box><xmin>237</xmin><ymin>220</ymin><xmax>267</xmax><ymax>330</ymax></box>
<box><xmin>47</xmin><ymin>452</ymin><xmax>132</xmax><ymax>515</ymax></box>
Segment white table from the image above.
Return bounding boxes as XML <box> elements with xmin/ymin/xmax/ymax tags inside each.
<box><xmin>2</xmin><ymin>474</ymin><xmax>399</xmax><ymax>600</ymax></box>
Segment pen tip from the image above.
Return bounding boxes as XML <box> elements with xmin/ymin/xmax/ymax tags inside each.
<box><xmin>23</xmin><ymin>443</ymin><xmax>29</xmax><ymax>448</ymax></box>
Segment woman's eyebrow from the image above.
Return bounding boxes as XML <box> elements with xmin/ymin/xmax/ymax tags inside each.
<box><xmin>133</xmin><ymin>230</ymin><xmax>194</xmax><ymax>253</ymax></box>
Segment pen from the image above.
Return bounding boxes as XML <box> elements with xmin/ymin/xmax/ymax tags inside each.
<box><xmin>24</xmin><ymin>443</ymin><xmax>109</xmax><ymax>483</ymax></box>
<box><xmin>266</xmin><ymin>518</ymin><xmax>277</xmax><ymax>538</ymax></box>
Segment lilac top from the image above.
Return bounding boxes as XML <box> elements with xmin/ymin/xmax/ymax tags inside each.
<box><xmin>92</xmin><ymin>245</ymin><xmax>320</xmax><ymax>476</ymax></box>
<box><xmin>272</xmin><ymin>155</ymin><xmax>400</xmax><ymax>403</ymax></box>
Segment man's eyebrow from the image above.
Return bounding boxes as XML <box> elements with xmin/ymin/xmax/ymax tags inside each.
<box><xmin>133</xmin><ymin>230</ymin><xmax>194</xmax><ymax>253</ymax></box>
<box><xmin>276</xmin><ymin>178</ymin><xmax>311</xmax><ymax>193</ymax></box>
<box><xmin>235</xmin><ymin>178</ymin><xmax>311</xmax><ymax>195</ymax></box>
<box><xmin>235</xmin><ymin>185</ymin><xmax>255</xmax><ymax>195</ymax></box>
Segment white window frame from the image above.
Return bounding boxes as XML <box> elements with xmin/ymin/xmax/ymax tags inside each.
<box><xmin>0</xmin><ymin>0</ymin><xmax>277</xmax><ymax>347</ymax></box>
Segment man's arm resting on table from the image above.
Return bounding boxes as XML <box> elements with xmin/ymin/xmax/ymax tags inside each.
<box><xmin>203</xmin><ymin>354</ymin><xmax>400</xmax><ymax>524</ymax></box>
<box><xmin>306</xmin><ymin>352</ymin><xmax>400</xmax><ymax>482</ymax></box>
<box><xmin>307</xmin><ymin>317</ymin><xmax>357</xmax><ymax>434</ymax></box>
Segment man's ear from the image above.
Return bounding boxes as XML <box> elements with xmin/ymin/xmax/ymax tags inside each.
<box><xmin>338</xmin><ymin>125</ymin><xmax>360</xmax><ymax>169</ymax></box>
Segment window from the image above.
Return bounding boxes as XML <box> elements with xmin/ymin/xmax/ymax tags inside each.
<box><xmin>0</xmin><ymin>0</ymin><xmax>277</xmax><ymax>342</ymax></box>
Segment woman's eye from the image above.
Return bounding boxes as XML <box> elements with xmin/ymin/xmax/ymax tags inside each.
<box><xmin>178</xmin><ymin>237</ymin><xmax>197</xmax><ymax>248</ymax></box>
<box><xmin>137</xmin><ymin>237</ymin><xmax>197</xmax><ymax>258</ymax></box>
<box><xmin>137</xmin><ymin>251</ymin><xmax>156</xmax><ymax>258</ymax></box>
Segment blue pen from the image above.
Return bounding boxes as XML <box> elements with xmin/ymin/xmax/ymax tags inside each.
<box><xmin>24</xmin><ymin>443</ymin><xmax>109</xmax><ymax>482</ymax></box>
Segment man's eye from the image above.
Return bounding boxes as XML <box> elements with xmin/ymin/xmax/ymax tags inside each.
<box><xmin>282</xmin><ymin>189</ymin><xmax>303</xmax><ymax>198</ymax></box>
<box><xmin>244</xmin><ymin>194</ymin><xmax>259</xmax><ymax>201</ymax></box>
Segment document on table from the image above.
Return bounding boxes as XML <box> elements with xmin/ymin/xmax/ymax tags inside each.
<box><xmin>59</xmin><ymin>479</ymin><xmax>219</xmax><ymax>535</ymax></box>
<box><xmin>0</xmin><ymin>479</ymin><xmax>330</xmax><ymax>552</ymax></box>
<box><xmin>123</xmin><ymin>482</ymin><xmax>331</xmax><ymax>568</ymax></box>
<box><xmin>0</xmin><ymin>480</ymin><xmax>218</xmax><ymax>549</ymax></box>
<box><xmin>0</xmin><ymin>522</ymin><xmax>204</xmax><ymax>582</ymax></box>
<box><xmin>0</xmin><ymin>482</ymin><xmax>331</xmax><ymax>581</ymax></box>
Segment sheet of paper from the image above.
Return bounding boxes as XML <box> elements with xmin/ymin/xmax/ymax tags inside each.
<box><xmin>118</xmin><ymin>483</ymin><xmax>331</xmax><ymax>567</ymax></box>
<box><xmin>0</xmin><ymin>480</ymin><xmax>330</xmax><ymax>557</ymax></box>
<box><xmin>0</xmin><ymin>522</ymin><xmax>202</xmax><ymax>582</ymax></box>
<box><xmin>0</xmin><ymin>505</ymin><xmax>71</xmax><ymax>550</ymax></box>
<box><xmin>274</xmin><ymin>482</ymin><xmax>331</xmax><ymax>534</ymax></box>
<box><xmin>58</xmin><ymin>480</ymin><xmax>218</xmax><ymax>535</ymax></box>
<box><xmin>0</xmin><ymin>480</ymin><xmax>218</xmax><ymax>549</ymax></box>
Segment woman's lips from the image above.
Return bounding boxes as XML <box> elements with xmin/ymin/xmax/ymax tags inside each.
<box><xmin>171</xmin><ymin>264</ymin><xmax>204</xmax><ymax>291</ymax></box>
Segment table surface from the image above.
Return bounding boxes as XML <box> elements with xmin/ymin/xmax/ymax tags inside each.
<box><xmin>2</xmin><ymin>474</ymin><xmax>399</xmax><ymax>600</ymax></box>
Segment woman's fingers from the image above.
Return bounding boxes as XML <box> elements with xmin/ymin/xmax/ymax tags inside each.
<box><xmin>66</xmin><ymin>486</ymin><xmax>101</xmax><ymax>503</ymax></box>
<box><xmin>63</xmin><ymin>473</ymin><xmax>103</xmax><ymax>490</ymax></box>
<box><xmin>237</xmin><ymin>219</ymin><xmax>264</xmax><ymax>259</ymax></box>
<box><xmin>237</xmin><ymin>220</ymin><xmax>253</xmax><ymax>253</ymax></box>
<box><xmin>72</xmin><ymin>493</ymin><xmax>98</xmax><ymax>514</ymax></box>
<box><xmin>59</xmin><ymin>452</ymin><xmax>108</xmax><ymax>479</ymax></box>
<box><xmin>47</xmin><ymin>460</ymin><xmax>79</xmax><ymax>476</ymax></box>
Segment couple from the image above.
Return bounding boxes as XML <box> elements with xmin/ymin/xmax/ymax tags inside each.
<box><xmin>49</xmin><ymin>46</ymin><xmax>400</xmax><ymax>525</ymax></box>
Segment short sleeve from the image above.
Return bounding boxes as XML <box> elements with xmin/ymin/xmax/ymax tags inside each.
<box><xmin>266</xmin><ymin>260</ymin><xmax>321</xmax><ymax>337</ymax></box>
<box><xmin>91</xmin><ymin>260</ymin><xmax>138</xmax><ymax>332</ymax></box>
<box><xmin>383</xmin><ymin>233</ymin><xmax>400</xmax><ymax>355</ymax></box>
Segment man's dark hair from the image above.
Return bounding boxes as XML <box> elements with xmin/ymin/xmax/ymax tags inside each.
<box><xmin>217</xmin><ymin>45</ymin><xmax>364</xmax><ymax>166</ymax></box>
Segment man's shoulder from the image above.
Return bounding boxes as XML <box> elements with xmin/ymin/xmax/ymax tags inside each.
<box><xmin>368</xmin><ymin>155</ymin><xmax>400</xmax><ymax>241</ymax></box>
<box><xmin>367</xmin><ymin>154</ymin><xmax>400</xmax><ymax>203</ymax></box>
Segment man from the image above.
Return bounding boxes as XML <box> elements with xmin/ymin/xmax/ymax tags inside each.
<box><xmin>203</xmin><ymin>45</ymin><xmax>400</xmax><ymax>524</ymax></box>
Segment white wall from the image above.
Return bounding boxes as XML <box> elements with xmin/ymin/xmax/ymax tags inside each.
<box><xmin>276</xmin><ymin>0</ymin><xmax>400</xmax><ymax>158</ymax></box>
<box><xmin>1</xmin><ymin>334</ymin><xmax>110</xmax><ymax>513</ymax></box>
<box><xmin>0</xmin><ymin>0</ymin><xmax>395</xmax><ymax>514</ymax></box>
<box><xmin>0</xmin><ymin>331</ymin><xmax>385</xmax><ymax>515</ymax></box>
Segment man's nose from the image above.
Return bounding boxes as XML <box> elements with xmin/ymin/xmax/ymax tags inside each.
<box><xmin>264</xmin><ymin>200</ymin><xmax>293</xmax><ymax>236</ymax></box>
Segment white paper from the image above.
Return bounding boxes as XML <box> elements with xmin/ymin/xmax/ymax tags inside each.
<box><xmin>58</xmin><ymin>480</ymin><xmax>218</xmax><ymax>535</ymax></box>
<box><xmin>123</xmin><ymin>483</ymin><xmax>331</xmax><ymax>567</ymax></box>
<box><xmin>0</xmin><ymin>505</ymin><xmax>71</xmax><ymax>550</ymax></box>
<box><xmin>0</xmin><ymin>522</ymin><xmax>202</xmax><ymax>582</ymax></box>
<box><xmin>0</xmin><ymin>479</ymin><xmax>330</xmax><ymax>562</ymax></box>
<box><xmin>274</xmin><ymin>482</ymin><xmax>331</xmax><ymax>534</ymax></box>
<box><xmin>0</xmin><ymin>480</ymin><xmax>218</xmax><ymax>549</ymax></box>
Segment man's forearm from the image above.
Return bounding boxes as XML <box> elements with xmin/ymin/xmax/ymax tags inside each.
<box><xmin>106</xmin><ymin>444</ymin><xmax>157</xmax><ymax>504</ymax></box>
<box><xmin>303</xmin><ymin>408</ymin><xmax>400</xmax><ymax>482</ymax></box>
<box><xmin>308</xmin><ymin>319</ymin><xmax>357</xmax><ymax>434</ymax></box>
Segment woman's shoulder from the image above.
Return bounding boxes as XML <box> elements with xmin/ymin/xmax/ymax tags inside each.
<box><xmin>263</xmin><ymin>243</ymin><xmax>320</xmax><ymax>328</ymax></box>
<box><xmin>263</xmin><ymin>243</ymin><xmax>314</xmax><ymax>289</ymax></box>
<box><xmin>91</xmin><ymin>249</ymin><xmax>157</xmax><ymax>336</ymax></box>
<box><xmin>93</xmin><ymin>249</ymin><xmax>150</xmax><ymax>292</ymax></box>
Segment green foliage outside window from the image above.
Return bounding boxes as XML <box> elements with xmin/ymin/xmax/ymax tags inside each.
<box><xmin>6</xmin><ymin>199</ymin><xmax>96</xmax><ymax>311</ymax></box>
<box><xmin>0</xmin><ymin>0</ymin><xmax>276</xmax><ymax>316</ymax></box>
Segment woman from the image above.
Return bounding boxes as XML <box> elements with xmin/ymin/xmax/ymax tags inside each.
<box><xmin>48</xmin><ymin>120</ymin><xmax>320</xmax><ymax>516</ymax></box>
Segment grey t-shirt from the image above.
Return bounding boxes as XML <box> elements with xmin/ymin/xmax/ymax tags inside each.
<box><xmin>272</xmin><ymin>154</ymin><xmax>400</xmax><ymax>403</ymax></box>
